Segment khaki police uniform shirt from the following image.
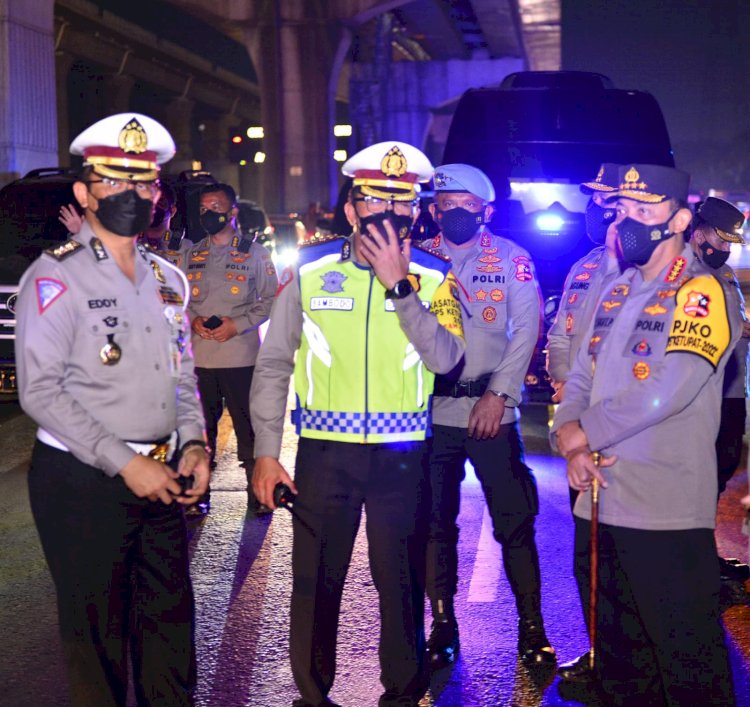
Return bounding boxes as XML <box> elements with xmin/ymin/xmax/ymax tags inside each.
<box><xmin>428</xmin><ymin>229</ymin><xmax>542</xmax><ymax>428</ymax></box>
<box><xmin>250</xmin><ymin>241</ymin><xmax>467</xmax><ymax>460</ymax></box>
<box><xmin>546</xmin><ymin>246</ymin><xmax>620</xmax><ymax>384</ymax></box>
<box><xmin>551</xmin><ymin>244</ymin><xmax>743</xmax><ymax>531</ymax></box>
<box><xmin>185</xmin><ymin>235</ymin><xmax>278</xmax><ymax>368</ymax></box>
<box><xmin>16</xmin><ymin>222</ymin><xmax>205</xmax><ymax>477</ymax></box>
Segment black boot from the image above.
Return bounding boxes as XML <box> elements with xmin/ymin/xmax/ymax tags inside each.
<box><xmin>557</xmin><ymin>651</ymin><xmax>595</xmax><ymax>682</ymax></box>
<box><xmin>426</xmin><ymin>598</ymin><xmax>460</xmax><ymax>670</ymax></box>
<box><xmin>518</xmin><ymin>618</ymin><xmax>556</xmax><ymax>665</ymax></box>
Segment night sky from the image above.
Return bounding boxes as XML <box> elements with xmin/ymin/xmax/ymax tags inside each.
<box><xmin>562</xmin><ymin>0</ymin><xmax>750</xmax><ymax>194</ymax></box>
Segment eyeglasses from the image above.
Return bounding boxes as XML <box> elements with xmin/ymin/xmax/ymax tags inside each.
<box><xmin>353</xmin><ymin>196</ymin><xmax>418</xmax><ymax>216</ymax></box>
<box><xmin>87</xmin><ymin>178</ymin><xmax>160</xmax><ymax>196</ymax></box>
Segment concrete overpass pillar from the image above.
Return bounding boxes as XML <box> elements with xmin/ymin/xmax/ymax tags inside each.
<box><xmin>243</xmin><ymin>1</ymin><xmax>345</xmax><ymax>215</ymax></box>
<box><xmin>0</xmin><ymin>0</ymin><xmax>58</xmax><ymax>186</ymax></box>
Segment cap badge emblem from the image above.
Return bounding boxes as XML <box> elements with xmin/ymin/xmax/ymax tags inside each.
<box><xmin>380</xmin><ymin>146</ymin><xmax>407</xmax><ymax>178</ymax></box>
<box><xmin>596</xmin><ymin>166</ymin><xmax>604</xmax><ymax>181</ymax></box>
<box><xmin>118</xmin><ymin>118</ymin><xmax>148</xmax><ymax>154</ymax></box>
<box><xmin>624</xmin><ymin>167</ymin><xmax>640</xmax><ymax>184</ymax></box>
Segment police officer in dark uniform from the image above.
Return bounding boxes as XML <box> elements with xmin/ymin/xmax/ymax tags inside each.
<box><xmin>16</xmin><ymin>113</ymin><xmax>209</xmax><ymax>706</ymax></box>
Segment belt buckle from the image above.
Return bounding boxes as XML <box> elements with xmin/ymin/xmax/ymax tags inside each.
<box><xmin>455</xmin><ymin>381</ymin><xmax>470</xmax><ymax>397</ymax></box>
<box><xmin>149</xmin><ymin>442</ymin><xmax>170</xmax><ymax>463</ymax></box>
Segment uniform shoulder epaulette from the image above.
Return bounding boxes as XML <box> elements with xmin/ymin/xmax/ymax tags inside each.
<box><xmin>413</xmin><ymin>240</ymin><xmax>450</xmax><ymax>262</ymax></box>
<box><xmin>298</xmin><ymin>233</ymin><xmax>347</xmax><ymax>249</ymax></box>
<box><xmin>45</xmin><ymin>239</ymin><xmax>84</xmax><ymax>261</ymax></box>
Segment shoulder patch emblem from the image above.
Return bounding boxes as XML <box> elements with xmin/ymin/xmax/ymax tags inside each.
<box><xmin>36</xmin><ymin>277</ymin><xmax>67</xmax><ymax>313</ymax></box>
<box><xmin>45</xmin><ymin>240</ymin><xmax>83</xmax><ymax>261</ymax></box>
<box><xmin>666</xmin><ymin>275</ymin><xmax>730</xmax><ymax>368</ymax></box>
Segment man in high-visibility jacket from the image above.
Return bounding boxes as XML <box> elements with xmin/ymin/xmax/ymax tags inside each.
<box><xmin>250</xmin><ymin>141</ymin><xmax>465</xmax><ymax>707</ymax></box>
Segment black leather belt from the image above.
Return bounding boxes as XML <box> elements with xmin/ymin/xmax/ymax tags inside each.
<box><xmin>433</xmin><ymin>374</ymin><xmax>492</xmax><ymax>398</ymax></box>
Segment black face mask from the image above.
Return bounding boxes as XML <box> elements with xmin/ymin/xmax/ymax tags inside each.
<box><xmin>436</xmin><ymin>207</ymin><xmax>484</xmax><ymax>245</ymax></box>
<box><xmin>617</xmin><ymin>210</ymin><xmax>678</xmax><ymax>266</ymax></box>
<box><xmin>585</xmin><ymin>199</ymin><xmax>615</xmax><ymax>245</ymax></box>
<box><xmin>201</xmin><ymin>210</ymin><xmax>232</xmax><ymax>236</ymax></box>
<box><xmin>94</xmin><ymin>189</ymin><xmax>154</xmax><ymax>237</ymax></box>
<box><xmin>699</xmin><ymin>240</ymin><xmax>730</xmax><ymax>269</ymax></box>
<box><xmin>359</xmin><ymin>211</ymin><xmax>413</xmax><ymax>244</ymax></box>
<box><xmin>150</xmin><ymin>206</ymin><xmax>168</xmax><ymax>229</ymax></box>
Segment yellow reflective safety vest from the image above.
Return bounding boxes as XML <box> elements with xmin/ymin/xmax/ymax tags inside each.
<box><xmin>293</xmin><ymin>237</ymin><xmax>455</xmax><ymax>443</ymax></box>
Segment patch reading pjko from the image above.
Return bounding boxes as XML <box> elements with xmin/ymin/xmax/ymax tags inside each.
<box><xmin>36</xmin><ymin>278</ymin><xmax>67</xmax><ymax>313</ymax></box>
<box><xmin>633</xmin><ymin>361</ymin><xmax>650</xmax><ymax>380</ymax></box>
<box><xmin>431</xmin><ymin>272</ymin><xmax>464</xmax><ymax>339</ymax></box>
<box><xmin>666</xmin><ymin>275</ymin><xmax>730</xmax><ymax>368</ymax></box>
<box><xmin>664</xmin><ymin>256</ymin><xmax>686</xmax><ymax>283</ymax></box>
<box><xmin>483</xmin><ymin>306</ymin><xmax>497</xmax><ymax>323</ymax></box>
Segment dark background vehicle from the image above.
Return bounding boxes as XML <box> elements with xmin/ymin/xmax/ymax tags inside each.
<box><xmin>0</xmin><ymin>168</ymin><xmax>78</xmax><ymax>395</ymax></box>
<box><xmin>442</xmin><ymin>71</ymin><xmax>675</xmax><ymax>401</ymax></box>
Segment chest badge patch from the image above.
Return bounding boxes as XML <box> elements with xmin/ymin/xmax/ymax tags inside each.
<box><xmin>477</xmin><ymin>264</ymin><xmax>502</xmax><ymax>274</ymax></box>
<box><xmin>36</xmin><ymin>277</ymin><xmax>67</xmax><ymax>314</ymax></box>
<box><xmin>644</xmin><ymin>303</ymin><xmax>667</xmax><ymax>316</ymax></box>
<box><xmin>575</xmin><ymin>272</ymin><xmax>591</xmax><ymax>282</ymax></box>
<box><xmin>601</xmin><ymin>300</ymin><xmax>621</xmax><ymax>312</ymax></box>
<box><xmin>490</xmin><ymin>288</ymin><xmax>504</xmax><ymax>302</ymax></box>
<box><xmin>632</xmin><ymin>339</ymin><xmax>652</xmax><ymax>356</ymax></box>
<box><xmin>150</xmin><ymin>260</ymin><xmax>166</xmax><ymax>283</ymax></box>
<box><xmin>611</xmin><ymin>284</ymin><xmax>630</xmax><ymax>297</ymax></box>
<box><xmin>568</xmin><ymin>293</ymin><xmax>579</xmax><ymax>305</ymax></box>
<box><xmin>475</xmin><ymin>288</ymin><xmax>488</xmax><ymax>301</ymax></box>
<box><xmin>321</xmin><ymin>271</ymin><xmax>347</xmax><ymax>293</ymax></box>
<box><xmin>633</xmin><ymin>361</ymin><xmax>650</xmax><ymax>380</ymax></box>
<box><xmin>566</xmin><ymin>313</ymin><xmax>574</xmax><ymax>334</ymax></box>
<box><xmin>482</xmin><ymin>306</ymin><xmax>497</xmax><ymax>323</ymax></box>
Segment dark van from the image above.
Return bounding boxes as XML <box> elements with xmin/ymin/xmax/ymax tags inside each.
<box><xmin>442</xmin><ymin>71</ymin><xmax>674</xmax><ymax>399</ymax></box>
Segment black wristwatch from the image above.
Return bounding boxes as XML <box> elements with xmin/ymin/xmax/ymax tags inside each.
<box><xmin>385</xmin><ymin>278</ymin><xmax>414</xmax><ymax>300</ymax></box>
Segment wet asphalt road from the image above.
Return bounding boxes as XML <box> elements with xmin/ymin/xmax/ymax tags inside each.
<box><xmin>2</xmin><ymin>404</ymin><xmax>750</xmax><ymax>706</ymax></box>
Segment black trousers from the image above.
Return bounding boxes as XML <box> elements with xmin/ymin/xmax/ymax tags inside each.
<box><xmin>28</xmin><ymin>441</ymin><xmax>196</xmax><ymax>706</ymax></box>
<box><xmin>195</xmin><ymin>366</ymin><xmax>255</xmax><ymax>467</ymax></box>
<box><xmin>574</xmin><ymin>519</ymin><xmax>734</xmax><ymax>706</ymax></box>
<box><xmin>290</xmin><ymin>437</ymin><xmax>428</xmax><ymax>707</ymax></box>
<box><xmin>426</xmin><ymin>422</ymin><xmax>543</xmax><ymax>620</ymax></box>
<box><xmin>716</xmin><ymin>396</ymin><xmax>746</xmax><ymax>495</ymax></box>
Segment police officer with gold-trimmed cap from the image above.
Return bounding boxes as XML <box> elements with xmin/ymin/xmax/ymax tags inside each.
<box><xmin>546</xmin><ymin>163</ymin><xmax>623</xmax><ymax>683</ymax></box>
<box><xmin>424</xmin><ymin>163</ymin><xmax>554</xmax><ymax>669</ymax></box>
<box><xmin>691</xmin><ymin>197</ymin><xmax>750</xmax><ymax>582</ymax></box>
<box><xmin>551</xmin><ymin>164</ymin><xmax>739</xmax><ymax>703</ymax></box>
<box><xmin>16</xmin><ymin>113</ymin><xmax>209</xmax><ymax>705</ymax></box>
<box><xmin>250</xmin><ymin>141</ymin><xmax>465</xmax><ymax>706</ymax></box>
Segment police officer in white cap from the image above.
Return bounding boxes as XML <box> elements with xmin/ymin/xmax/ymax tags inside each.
<box><xmin>424</xmin><ymin>163</ymin><xmax>555</xmax><ymax>669</ymax></box>
<box><xmin>15</xmin><ymin>113</ymin><xmax>209</xmax><ymax>706</ymax></box>
<box><xmin>251</xmin><ymin>141</ymin><xmax>466</xmax><ymax>706</ymax></box>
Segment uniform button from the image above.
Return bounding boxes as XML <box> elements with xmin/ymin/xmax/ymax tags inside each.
<box><xmin>161</xmin><ymin>403</ymin><xmax>166</xmax><ymax>410</ymax></box>
<box><xmin>145</xmin><ymin>326</ymin><xmax>151</xmax><ymax>333</ymax></box>
<box><xmin>123</xmin><ymin>322</ymin><xmax>129</xmax><ymax>328</ymax></box>
<box><xmin>155</xmin><ymin>364</ymin><xmax>160</xmax><ymax>370</ymax></box>
<box><xmin>92</xmin><ymin>325</ymin><xmax>99</xmax><ymax>332</ymax></box>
